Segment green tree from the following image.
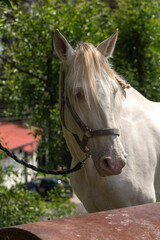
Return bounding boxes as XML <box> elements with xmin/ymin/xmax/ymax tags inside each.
<box><xmin>0</xmin><ymin>156</ymin><xmax>44</xmax><ymax>227</ymax></box>
<box><xmin>0</xmin><ymin>184</ymin><xmax>44</xmax><ymax>227</ymax></box>
<box><xmin>110</xmin><ymin>0</ymin><xmax>160</xmax><ymax>101</ymax></box>
<box><xmin>0</xmin><ymin>0</ymin><xmax>159</xmax><ymax>171</ymax></box>
<box><xmin>0</xmin><ymin>0</ymin><xmax>12</xmax><ymax>8</ymax></box>
<box><xmin>0</xmin><ymin>0</ymin><xmax>110</xmax><ymax>168</ymax></box>
<box><xmin>0</xmin><ymin>162</ymin><xmax>76</xmax><ymax>228</ymax></box>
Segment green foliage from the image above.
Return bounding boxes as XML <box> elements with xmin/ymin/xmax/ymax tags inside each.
<box><xmin>0</xmin><ymin>0</ymin><xmax>159</xmax><ymax>227</ymax></box>
<box><xmin>0</xmin><ymin>0</ymin><xmax>110</xmax><ymax>168</ymax></box>
<box><xmin>0</xmin><ymin>163</ymin><xmax>44</xmax><ymax>227</ymax></box>
<box><xmin>0</xmin><ymin>0</ymin><xmax>159</xmax><ymax>171</ymax></box>
<box><xmin>0</xmin><ymin>166</ymin><xmax>76</xmax><ymax>228</ymax></box>
<box><xmin>0</xmin><ymin>0</ymin><xmax>12</xmax><ymax>26</ymax></box>
<box><xmin>43</xmin><ymin>187</ymin><xmax>76</xmax><ymax>219</ymax></box>
<box><xmin>0</xmin><ymin>0</ymin><xmax>12</xmax><ymax>8</ymax></box>
<box><xmin>0</xmin><ymin>185</ymin><xmax>44</xmax><ymax>228</ymax></box>
<box><xmin>110</xmin><ymin>0</ymin><xmax>160</xmax><ymax>101</ymax></box>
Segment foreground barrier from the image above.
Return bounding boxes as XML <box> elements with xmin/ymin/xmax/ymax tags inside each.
<box><xmin>0</xmin><ymin>202</ymin><xmax>160</xmax><ymax>240</ymax></box>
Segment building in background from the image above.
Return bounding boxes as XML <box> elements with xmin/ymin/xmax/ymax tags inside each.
<box><xmin>0</xmin><ymin>121</ymin><xmax>40</xmax><ymax>188</ymax></box>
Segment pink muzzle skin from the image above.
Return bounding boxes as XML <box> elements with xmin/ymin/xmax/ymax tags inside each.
<box><xmin>95</xmin><ymin>154</ymin><xmax>127</xmax><ymax>177</ymax></box>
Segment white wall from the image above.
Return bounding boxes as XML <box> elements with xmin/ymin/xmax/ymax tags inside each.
<box><xmin>0</xmin><ymin>148</ymin><xmax>38</xmax><ymax>188</ymax></box>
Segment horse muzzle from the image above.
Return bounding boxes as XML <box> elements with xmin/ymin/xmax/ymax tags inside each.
<box><xmin>95</xmin><ymin>154</ymin><xmax>126</xmax><ymax>177</ymax></box>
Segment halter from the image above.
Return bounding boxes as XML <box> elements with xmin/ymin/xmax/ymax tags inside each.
<box><xmin>0</xmin><ymin>70</ymin><xmax>120</xmax><ymax>176</ymax></box>
<box><xmin>60</xmin><ymin>70</ymin><xmax>120</xmax><ymax>156</ymax></box>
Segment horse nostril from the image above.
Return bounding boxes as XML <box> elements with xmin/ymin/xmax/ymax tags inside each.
<box><xmin>100</xmin><ymin>157</ymin><xmax>114</xmax><ymax>171</ymax></box>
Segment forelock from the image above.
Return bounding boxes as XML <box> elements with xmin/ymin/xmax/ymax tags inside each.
<box><xmin>65</xmin><ymin>42</ymin><xmax>130</xmax><ymax>107</ymax></box>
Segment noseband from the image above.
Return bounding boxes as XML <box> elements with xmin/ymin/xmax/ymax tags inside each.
<box><xmin>60</xmin><ymin>71</ymin><xmax>120</xmax><ymax>155</ymax></box>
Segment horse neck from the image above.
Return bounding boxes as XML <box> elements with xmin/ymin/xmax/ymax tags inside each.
<box><xmin>123</xmin><ymin>87</ymin><xmax>157</xmax><ymax>112</ymax></box>
<box><xmin>120</xmin><ymin>86</ymin><xmax>160</xmax><ymax>132</ymax></box>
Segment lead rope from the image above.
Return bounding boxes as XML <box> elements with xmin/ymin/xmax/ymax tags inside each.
<box><xmin>0</xmin><ymin>143</ymin><xmax>89</xmax><ymax>175</ymax></box>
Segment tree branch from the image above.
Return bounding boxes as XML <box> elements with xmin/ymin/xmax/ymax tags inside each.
<box><xmin>1</xmin><ymin>56</ymin><xmax>46</xmax><ymax>82</ymax></box>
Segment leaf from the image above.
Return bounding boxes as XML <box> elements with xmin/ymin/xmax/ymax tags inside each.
<box><xmin>0</xmin><ymin>0</ymin><xmax>12</xmax><ymax>8</ymax></box>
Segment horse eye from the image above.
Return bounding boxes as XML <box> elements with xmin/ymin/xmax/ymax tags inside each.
<box><xmin>75</xmin><ymin>90</ymin><xmax>84</xmax><ymax>100</ymax></box>
<box><xmin>76</xmin><ymin>92</ymin><xmax>81</xmax><ymax>99</ymax></box>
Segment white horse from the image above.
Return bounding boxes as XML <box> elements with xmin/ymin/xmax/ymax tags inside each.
<box><xmin>54</xmin><ymin>29</ymin><xmax>160</xmax><ymax>212</ymax></box>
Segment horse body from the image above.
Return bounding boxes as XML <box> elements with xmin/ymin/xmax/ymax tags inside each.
<box><xmin>54</xmin><ymin>29</ymin><xmax>160</xmax><ymax>212</ymax></box>
<box><xmin>68</xmin><ymin>87</ymin><xmax>160</xmax><ymax>212</ymax></box>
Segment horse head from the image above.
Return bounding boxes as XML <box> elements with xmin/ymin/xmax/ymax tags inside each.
<box><xmin>54</xmin><ymin>30</ymin><xmax>128</xmax><ymax>177</ymax></box>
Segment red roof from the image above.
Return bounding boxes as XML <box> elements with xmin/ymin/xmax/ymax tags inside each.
<box><xmin>0</xmin><ymin>121</ymin><xmax>40</xmax><ymax>153</ymax></box>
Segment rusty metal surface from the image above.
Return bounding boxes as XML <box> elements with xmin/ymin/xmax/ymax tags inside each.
<box><xmin>0</xmin><ymin>228</ymin><xmax>41</xmax><ymax>240</ymax></box>
<box><xmin>1</xmin><ymin>202</ymin><xmax>160</xmax><ymax>240</ymax></box>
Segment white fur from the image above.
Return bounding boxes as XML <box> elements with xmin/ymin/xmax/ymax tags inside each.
<box><xmin>54</xmin><ymin>30</ymin><xmax>160</xmax><ymax>212</ymax></box>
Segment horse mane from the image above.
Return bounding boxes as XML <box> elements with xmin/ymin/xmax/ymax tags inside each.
<box><xmin>74</xmin><ymin>42</ymin><xmax>130</xmax><ymax>85</ymax></box>
<box><xmin>66</xmin><ymin>42</ymin><xmax>130</xmax><ymax>107</ymax></box>
<box><xmin>114</xmin><ymin>74</ymin><xmax>131</xmax><ymax>90</ymax></box>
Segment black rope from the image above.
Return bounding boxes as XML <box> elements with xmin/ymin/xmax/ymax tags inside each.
<box><xmin>0</xmin><ymin>143</ymin><xmax>88</xmax><ymax>175</ymax></box>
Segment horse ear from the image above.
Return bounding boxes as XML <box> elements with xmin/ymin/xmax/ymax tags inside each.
<box><xmin>54</xmin><ymin>29</ymin><xmax>75</xmax><ymax>62</ymax></box>
<box><xmin>96</xmin><ymin>29</ymin><xmax>118</xmax><ymax>58</ymax></box>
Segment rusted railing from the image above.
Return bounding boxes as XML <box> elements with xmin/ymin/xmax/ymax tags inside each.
<box><xmin>0</xmin><ymin>202</ymin><xmax>160</xmax><ymax>240</ymax></box>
